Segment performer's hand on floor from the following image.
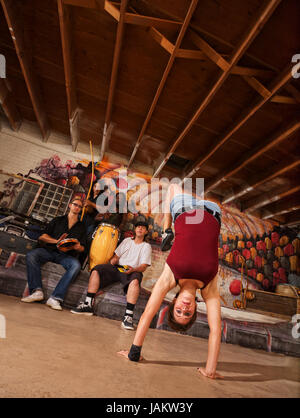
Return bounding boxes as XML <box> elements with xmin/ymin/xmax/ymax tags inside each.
<box><xmin>117</xmin><ymin>350</ymin><xmax>143</xmax><ymax>361</ymax></box>
<box><xmin>197</xmin><ymin>367</ymin><xmax>224</xmax><ymax>379</ymax></box>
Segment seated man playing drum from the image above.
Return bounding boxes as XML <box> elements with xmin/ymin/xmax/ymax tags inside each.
<box><xmin>21</xmin><ymin>197</ymin><xmax>87</xmax><ymax>311</ymax></box>
<box><xmin>71</xmin><ymin>221</ymin><xmax>152</xmax><ymax>330</ymax></box>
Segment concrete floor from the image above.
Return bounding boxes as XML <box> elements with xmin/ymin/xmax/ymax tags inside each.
<box><xmin>0</xmin><ymin>294</ymin><xmax>299</xmax><ymax>398</ymax></box>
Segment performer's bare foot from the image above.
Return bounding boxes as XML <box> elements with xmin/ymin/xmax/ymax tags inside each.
<box><xmin>117</xmin><ymin>350</ymin><xmax>144</xmax><ymax>361</ymax></box>
<box><xmin>197</xmin><ymin>367</ymin><xmax>224</xmax><ymax>379</ymax></box>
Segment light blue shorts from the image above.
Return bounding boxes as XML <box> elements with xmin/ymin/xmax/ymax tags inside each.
<box><xmin>170</xmin><ymin>194</ymin><xmax>221</xmax><ymax>222</ymax></box>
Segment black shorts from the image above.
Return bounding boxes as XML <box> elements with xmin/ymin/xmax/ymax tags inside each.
<box><xmin>91</xmin><ymin>264</ymin><xmax>143</xmax><ymax>294</ymax></box>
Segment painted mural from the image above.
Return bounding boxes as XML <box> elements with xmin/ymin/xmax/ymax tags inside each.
<box><xmin>1</xmin><ymin>153</ymin><xmax>299</xmax><ymax>308</ymax></box>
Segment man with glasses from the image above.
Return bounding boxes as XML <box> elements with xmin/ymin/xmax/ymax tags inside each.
<box><xmin>21</xmin><ymin>197</ymin><xmax>87</xmax><ymax>311</ymax></box>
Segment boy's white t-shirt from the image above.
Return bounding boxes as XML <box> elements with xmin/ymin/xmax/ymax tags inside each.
<box><xmin>115</xmin><ymin>238</ymin><xmax>152</xmax><ymax>268</ymax></box>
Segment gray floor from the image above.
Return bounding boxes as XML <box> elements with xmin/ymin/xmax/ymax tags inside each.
<box><xmin>0</xmin><ymin>294</ymin><xmax>299</xmax><ymax>398</ymax></box>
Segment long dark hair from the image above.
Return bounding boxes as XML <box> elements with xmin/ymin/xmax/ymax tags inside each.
<box><xmin>167</xmin><ymin>298</ymin><xmax>197</xmax><ymax>332</ymax></box>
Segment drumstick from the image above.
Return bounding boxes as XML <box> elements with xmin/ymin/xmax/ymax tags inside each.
<box><xmin>81</xmin><ymin>140</ymin><xmax>94</xmax><ymax>221</ymax></box>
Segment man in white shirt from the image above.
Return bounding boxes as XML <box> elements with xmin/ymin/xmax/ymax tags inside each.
<box><xmin>71</xmin><ymin>221</ymin><xmax>152</xmax><ymax>330</ymax></box>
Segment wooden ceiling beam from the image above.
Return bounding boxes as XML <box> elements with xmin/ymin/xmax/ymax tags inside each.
<box><xmin>189</xmin><ymin>30</ymin><xmax>297</xmax><ymax>106</ymax></box>
<box><xmin>185</xmin><ymin>63</ymin><xmax>294</xmax><ymax>180</ymax></box>
<box><xmin>0</xmin><ymin>78</ymin><xmax>22</xmax><ymax>131</ymax></box>
<box><xmin>105</xmin><ymin>1</ymin><xmax>183</xmax><ymax>29</ymax></box>
<box><xmin>57</xmin><ymin>0</ymin><xmax>80</xmax><ymax>152</ymax></box>
<box><xmin>1</xmin><ymin>0</ymin><xmax>50</xmax><ymax>140</ymax></box>
<box><xmin>104</xmin><ymin>0</ymin><xmax>120</xmax><ymax>21</ymax></box>
<box><xmin>62</xmin><ymin>0</ymin><xmax>100</xmax><ymax>8</ymax></box>
<box><xmin>153</xmin><ymin>0</ymin><xmax>281</xmax><ymax>177</ymax></box>
<box><xmin>124</xmin><ymin>12</ymin><xmax>182</xmax><ymax>29</ymax></box>
<box><xmin>100</xmin><ymin>0</ymin><xmax>128</xmax><ymax>162</ymax></box>
<box><xmin>222</xmin><ymin>159</ymin><xmax>300</xmax><ymax>204</ymax></box>
<box><xmin>271</xmin><ymin>95</ymin><xmax>298</xmax><ymax>104</ymax></box>
<box><xmin>243</xmin><ymin>76</ymin><xmax>298</xmax><ymax>104</ymax></box>
<box><xmin>205</xmin><ymin>118</ymin><xmax>300</xmax><ymax>193</ymax></box>
<box><xmin>262</xmin><ymin>204</ymin><xmax>300</xmax><ymax>220</ymax></box>
<box><xmin>148</xmin><ymin>27</ymin><xmax>175</xmax><ymax>54</ymax></box>
<box><xmin>284</xmin><ymin>84</ymin><xmax>300</xmax><ymax>103</ymax></box>
<box><xmin>244</xmin><ymin>184</ymin><xmax>300</xmax><ymax>212</ymax></box>
<box><xmin>127</xmin><ymin>0</ymin><xmax>199</xmax><ymax>168</ymax></box>
<box><xmin>282</xmin><ymin>209</ymin><xmax>300</xmax><ymax>227</ymax></box>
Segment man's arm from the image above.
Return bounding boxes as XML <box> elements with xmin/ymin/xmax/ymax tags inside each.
<box><xmin>125</xmin><ymin>263</ymin><xmax>148</xmax><ymax>274</ymax></box>
<box><xmin>110</xmin><ymin>253</ymin><xmax>120</xmax><ymax>265</ymax></box>
<box><xmin>39</xmin><ymin>233</ymin><xmax>66</xmax><ymax>245</ymax></box>
<box><xmin>199</xmin><ymin>275</ymin><xmax>223</xmax><ymax>379</ymax></box>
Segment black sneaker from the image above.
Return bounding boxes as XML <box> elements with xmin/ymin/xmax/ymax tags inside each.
<box><xmin>70</xmin><ymin>302</ymin><xmax>93</xmax><ymax>316</ymax></box>
<box><xmin>121</xmin><ymin>315</ymin><xmax>134</xmax><ymax>330</ymax></box>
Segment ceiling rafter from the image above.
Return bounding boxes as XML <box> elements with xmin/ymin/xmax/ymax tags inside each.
<box><xmin>263</xmin><ymin>204</ymin><xmax>300</xmax><ymax>220</ymax></box>
<box><xmin>189</xmin><ymin>29</ymin><xmax>298</xmax><ymax>107</ymax></box>
<box><xmin>127</xmin><ymin>0</ymin><xmax>199</xmax><ymax>168</ymax></box>
<box><xmin>104</xmin><ymin>0</ymin><xmax>183</xmax><ymax>29</ymax></box>
<box><xmin>185</xmin><ymin>64</ymin><xmax>294</xmax><ymax>180</ymax></box>
<box><xmin>205</xmin><ymin>119</ymin><xmax>300</xmax><ymax>193</ymax></box>
<box><xmin>222</xmin><ymin>159</ymin><xmax>300</xmax><ymax>205</ymax></box>
<box><xmin>57</xmin><ymin>0</ymin><xmax>80</xmax><ymax>152</ymax></box>
<box><xmin>153</xmin><ymin>0</ymin><xmax>282</xmax><ymax>177</ymax></box>
<box><xmin>62</xmin><ymin>0</ymin><xmax>100</xmax><ymax>8</ymax></box>
<box><xmin>0</xmin><ymin>78</ymin><xmax>22</xmax><ymax>131</ymax></box>
<box><xmin>282</xmin><ymin>210</ymin><xmax>300</xmax><ymax>227</ymax></box>
<box><xmin>100</xmin><ymin>0</ymin><xmax>128</xmax><ymax>162</ymax></box>
<box><xmin>244</xmin><ymin>184</ymin><xmax>300</xmax><ymax>212</ymax></box>
<box><xmin>1</xmin><ymin>0</ymin><xmax>50</xmax><ymax>140</ymax></box>
<box><xmin>149</xmin><ymin>27</ymin><xmax>276</xmax><ymax>79</ymax></box>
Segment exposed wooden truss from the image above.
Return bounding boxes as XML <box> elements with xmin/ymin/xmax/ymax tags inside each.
<box><xmin>1</xmin><ymin>0</ymin><xmax>298</xmax><ymax>225</ymax></box>
<box><xmin>127</xmin><ymin>0</ymin><xmax>199</xmax><ymax>167</ymax></box>
<box><xmin>0</xmin><ymin>78</ymin><xmax>21</xmax><ymax>131</ymax></box>
<box><xmin>99</xmin><ymin>0</ymin><xmax>128</xmax><ymax>162</ymax></box>
<box><xmin>244</xmin><ymin>184</ymin><xmax>300</xmax><ymax>212</ymax></box>
<box><xmin>205</xmin><ymin>119</ymin><xmax>300</xmax><ymax>193</ymax></box>
<box><xmin>1</xmin><ymin>0</ymin><xmax>50</xmax><ymax>140</ymax></box>
<box><xmin>222</xmin><ymin>159</ymin><xmax>300</xmax><ymax>204</ymax></box>
<box><xmin>57</xmin><ymin>0</ymin><xmax>80</xmax><ymax>151</ymax></box>
<box><xmin>153</xmin><ymin>0</ymin><xmax>282</xmax><ymax>177</ymax></box>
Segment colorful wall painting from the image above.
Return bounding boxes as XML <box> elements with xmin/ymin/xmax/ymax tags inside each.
<box><xmin>2</xmin><ymin>153</ymin><xmax>299</xmax><ymax>308</ymax></box>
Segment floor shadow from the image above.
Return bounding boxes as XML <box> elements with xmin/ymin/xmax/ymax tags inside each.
<box><xmin>142</xmin><ymin>359</ymin><xmax>300</xmax><ymax>383</ymax></box>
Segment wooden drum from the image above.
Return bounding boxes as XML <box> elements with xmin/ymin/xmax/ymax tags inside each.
<box><xmin>89</xmin><ymin>223</ymin><xmax>119</xmax><ymax>271</ymax></box>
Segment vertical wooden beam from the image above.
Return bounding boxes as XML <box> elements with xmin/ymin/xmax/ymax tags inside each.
<box><xmin>100</xmin><ymin>0</ymin><xmax>128</xmax><ymax>162</ymax></box>
<box><xmin>127</xmin><ymin>0</ymin><xmax>199</xmax><ymax>168</ymax></box>
<box><xmin>0</xmin><ymin>78</ymin><xmax>22</xmax><ymax>131</ymax></box>
<box><xmin>153</xmin><ymin>0</ymin><xmax>281</xmax><ymax>177</ymax></box>
<box><xmin>1</xmin><ymin>0</ymin><xmax>50</xmax><ymax>140</ymax></box>
<box><xmin>57</xmin><ymin>0</ymin><xmax>80</xmax><ymax>151</ymax></box>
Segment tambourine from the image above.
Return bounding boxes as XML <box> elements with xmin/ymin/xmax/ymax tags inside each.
<box><xmin>57</xmin><ymin>238</ymin><xmax>78</xmax><ymax>252</ymax></box>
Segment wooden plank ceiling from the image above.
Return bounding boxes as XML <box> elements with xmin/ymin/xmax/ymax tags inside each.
<box><xmin>0</xmin><ymin>0</ymin><xmax>299</xmax><ymax>226</ymax></box>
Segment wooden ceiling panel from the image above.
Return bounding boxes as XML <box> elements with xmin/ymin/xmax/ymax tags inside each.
<box><xmin>38</xmin><ymin>78</ymin><xmax>69</xmax><ymax>122</ymax></box>
<box><xmin>188</xmin><ymin>0</ymin><xmax>262</xmax><ymax>46</ymax></box>
<box><xmin>150</xmin><ymin>58</ymin><xmax>218</xmax><ymax>124</ymax></box>
<box><xmin>246</xmin><ymin>0</ymin><xmax>300</xmax><ymax>70</ymax></box>
<box><xmin>1</xmin><ymin>0</ymin><xmax>298</xmax><ymax>224</ymax></box>
<box><xmin>116</xmin><ymin>26</ymin><xmax>170</xmax><ymax>103</ymax></box>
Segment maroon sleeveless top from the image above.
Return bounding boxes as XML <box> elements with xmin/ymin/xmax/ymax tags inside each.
<box><xmin>166</xmin><ymin>209</ymin><xmax>220</xmax><ymax>288</ymax></box>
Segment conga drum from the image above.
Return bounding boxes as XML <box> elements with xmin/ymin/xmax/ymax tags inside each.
<box><xmin>89</xmin><ymin>223</ymin><xmax>119</xmax><ymax>271</ymax></box>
